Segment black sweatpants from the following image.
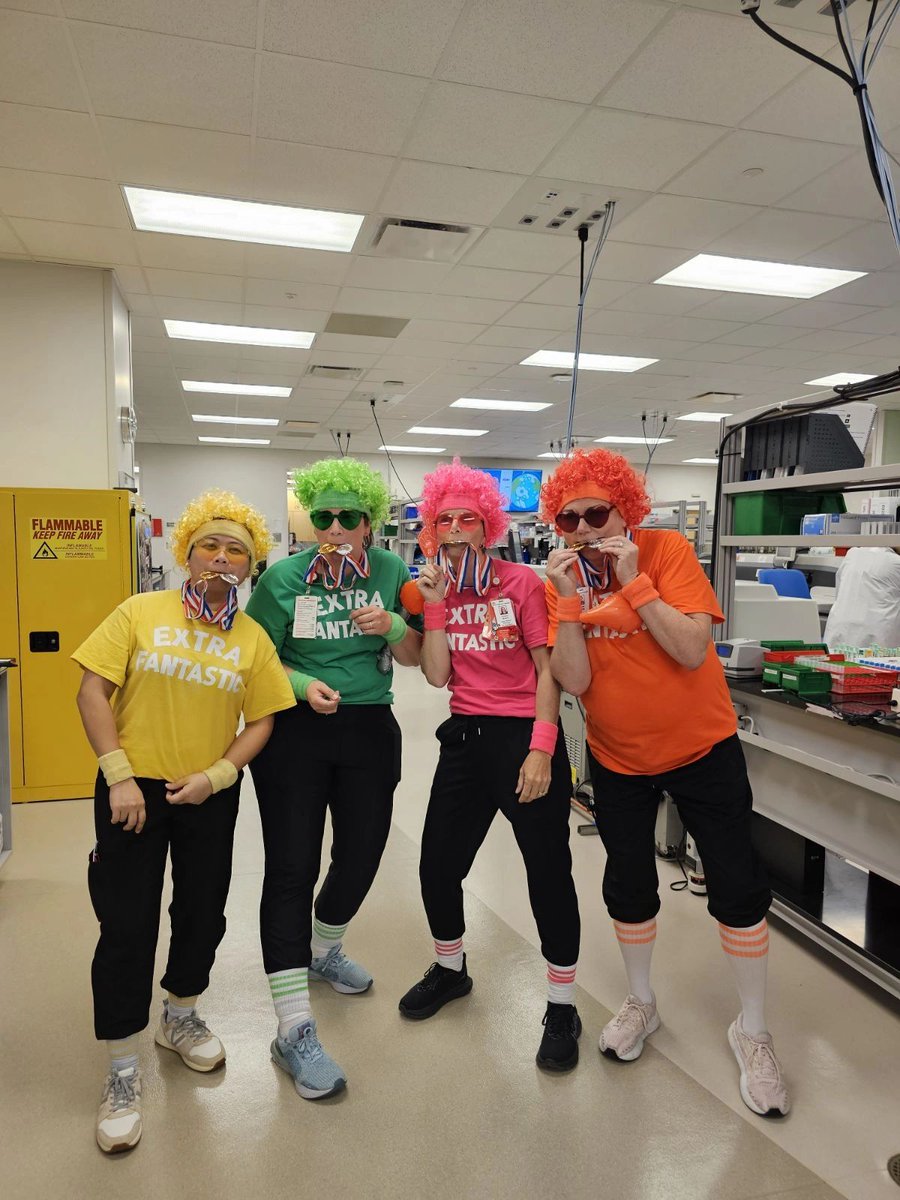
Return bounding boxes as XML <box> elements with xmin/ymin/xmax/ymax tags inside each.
<box><xmin>588</xmin><ymin>734</ymin><xmax>771</xmax><ymax>928</ymax></box>
<box><xmin>419</xmin><ymin>715</ymin><xmax>580</xmax><ymax>967</ymax></box>
<box><xmin>88</xmin><ymin>775</ymin><xmax>240</xmax><ymax>1041</ymax></box>
<box><xmin>250</xmin><ymin>703</ymin><xmax>401</xmax><ymax>975</ymax></box>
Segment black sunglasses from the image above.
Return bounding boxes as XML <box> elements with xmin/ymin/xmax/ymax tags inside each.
<box><xmin>555</xmin><ymin>505</ymin><xmax>614</xmax><ymax>534</ymax></box>
<box><xmin>310</xmin><ymin>509</ymin><xmax>365</xmax><ymax>531</ymax></box>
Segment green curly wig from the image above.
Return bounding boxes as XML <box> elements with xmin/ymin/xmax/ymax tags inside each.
<box><xmin>292</xmin><ymin>458</ymin><xmax>390</xmax><ymax>528</ymax></box>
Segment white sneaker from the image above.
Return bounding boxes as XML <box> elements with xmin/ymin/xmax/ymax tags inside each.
<box><xmin>96</xmin><ymin>1067</ymin><xmax>142</xmax><ymax>1154</ymax></box>
<box><xmin>728</xmin><ymin>1016</ymin><xmax>791</xmax><ymax>1117</ymax></box>
<box><xmin>155</xmin><ymin>1005</ymin><xmax>225</xmax><ymax>1072</ymax></box>
<box><xmin>599</xmin><ymin>993</ymin><xmax>660</xmax><ymax>1062</ymax></box>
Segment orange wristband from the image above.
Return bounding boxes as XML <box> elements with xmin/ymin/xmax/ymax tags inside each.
<box><xmin>555</xmin><ymin>594</ymin><xmax>584</xmax><ymax>622</ymax></box>
<box><xmin>620</xmin><ymin>573</ymin><xmax>660</xmax><ymax>611</ymax></box>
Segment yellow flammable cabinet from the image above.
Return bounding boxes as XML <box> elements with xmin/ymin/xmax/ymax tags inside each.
<box><xmin>0</xmin><ymin>488</ymin><xmax>136</xmax><ymax>802</ymax></box>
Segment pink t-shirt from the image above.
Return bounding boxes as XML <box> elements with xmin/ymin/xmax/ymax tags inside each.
<box><xmin>444</xmin><ymin>558</ymin><xmax>548</xmax><ymax>717</ymax></box>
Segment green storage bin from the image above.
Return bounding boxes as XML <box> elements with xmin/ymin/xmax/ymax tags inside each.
<box><xmin>762</xmin><ymin>665</ymin><xmax>784</xmax><ymax>686</ymax></box>
<box><xmin>733</xmin><ymin>490</ymin><xmax>846</xmax><ymax>536</ymax></box>
<box><xmin>780</xmin><ymin>664</ymin><xmax>832</xmax><ymax>699</ymax></box>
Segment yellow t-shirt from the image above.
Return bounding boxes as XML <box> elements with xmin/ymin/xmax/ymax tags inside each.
<box><xmin>72</xmin><ymin>590</ymin><xmax>296</xmax><ymax>781</ymax></box>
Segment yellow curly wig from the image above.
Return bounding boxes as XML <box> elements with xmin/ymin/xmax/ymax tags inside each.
<box><xmin>170</xmin><ymin>490</ymin><xmax>274</xmax><ymax>573</ymax></box>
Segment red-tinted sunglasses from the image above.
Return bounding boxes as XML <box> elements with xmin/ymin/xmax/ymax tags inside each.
<box><xmin>436</xmin><ymin>511</ymin><xmax>481</xmax><ymax>531</ymax></box>
<box><xmin>555</xmin><ymin>505</ymin><xmax>614</xmax><ymax>534</ymax></box>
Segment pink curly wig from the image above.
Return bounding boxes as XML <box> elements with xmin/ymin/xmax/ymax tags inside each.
<box><xmin>419</xmin><ymin>457</ymin><xmax>510</xmax><ymax>548</ymax></box>
<box><xmin>540</xmin><ymin>448</ymin><xmax>651</xmax><ymax>530</ymax></box>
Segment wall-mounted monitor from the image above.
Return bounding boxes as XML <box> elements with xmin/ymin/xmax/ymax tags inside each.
<box><xmin>478</xmin><ymin>468</ymin><xmax>543</xmax><ymax>513</ymax></box>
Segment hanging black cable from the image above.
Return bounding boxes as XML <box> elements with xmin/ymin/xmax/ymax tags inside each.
<box><xmin>368</xmin><ymin>399</ymin><xmax>418</xmax><ymax>505</ymax></box>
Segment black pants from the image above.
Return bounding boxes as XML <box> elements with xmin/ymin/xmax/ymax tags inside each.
<box><xmin>88</xmin><ymin>775</ymin><xmax>240</xmax><ymax>1041</ymax></box>
<box><xmin>419</xmin><ymin>715</ymin><xmax>580</xmax><ymax>967</ymax></box>
<box><xmin>588</xmin><ymin>734</ymin><xmax>771</xmax><ymax>928</ymax></box>
<box><xmin>251</xmin><ymin>703</ymin><xmax>401</xmax><ymax>974</ymax></box>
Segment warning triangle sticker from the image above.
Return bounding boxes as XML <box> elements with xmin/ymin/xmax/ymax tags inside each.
<box><xmin>33</xmin><ymin>541</ymin><xmax>58</xmax><ymax>560</ymax></box>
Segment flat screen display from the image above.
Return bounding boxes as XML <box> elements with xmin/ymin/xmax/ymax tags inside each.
<box><xmin>478</xmin><ymin>468</ymin><xmax>543</xmax><ymax>513</ymax></box>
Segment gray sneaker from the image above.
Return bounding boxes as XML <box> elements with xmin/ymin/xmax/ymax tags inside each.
<box><xmin>309</xmin><ymin>945</ymin><xmax>373</xmax><ymax>994</ymax></box>
<box><xmin>271</xmin><ymin>1019</ymin><xmax>347</xmax><ymax>1100</ymax></box>
<box><xmin>96</xmin><ymin>1067</ymin><xmax>142</xmax><ymax>1154</ymax></box>
<box><xmin>155</xmin><ymin>1004</ymin><xmax>225</xmax><ymax>1072</ymax></box>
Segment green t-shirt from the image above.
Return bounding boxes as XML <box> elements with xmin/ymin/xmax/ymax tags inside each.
<box><xmin>245</xmin><ymin>547</ymin><xmax>421</xmax><ymax>706</ymax></box>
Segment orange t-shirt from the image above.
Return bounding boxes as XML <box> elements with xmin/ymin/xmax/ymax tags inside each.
<box><xmin>546</xmin><ymin>529</ymin><xmax>736</xmax><ymax>775</ymax></box>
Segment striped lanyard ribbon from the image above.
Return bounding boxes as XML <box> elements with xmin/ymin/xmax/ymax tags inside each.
<box><xmin>438</xmin><ymin>544</ymin><xmax>494</xmax><ymax>596</ymax></box>
<box><xmin>574</xmin><ymin>529</ymin><xmax>634</xmax><ymax>600</ymax></box>
<box><xmin>181</xmin><ymin>579</ymin><xmax>239</xmax><ymax>631</ymax></box>
<box><xmin>304</xmin><ymin>548</ymin><xmax>370</xmax><ymax>591</ymax></box>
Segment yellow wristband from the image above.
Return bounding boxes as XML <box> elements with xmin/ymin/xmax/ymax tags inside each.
<box><xmin>203</xmin><ymin>758</ymin><xmax>239</xmax><ymax>794</ymax></box>
<box><xmin>98</xmin><ymin>748</ymin><xmax>135</xmax><ymax>787</ymax></box>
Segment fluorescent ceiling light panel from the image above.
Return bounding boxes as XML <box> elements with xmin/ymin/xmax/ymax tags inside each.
<box><xmin>654</xmin><ymin>254</ymin><xmax>866</xmax><ymax>299</ymax></box>
<box><xmin>407</xmin><ymin>426</ymin><xmax>488</xmax><ymax>437</ymax></box>
<box><xmin>805</xmin><ymin>372</ymin><xmax>877</xmax><ymax>386</ymax></box>
<box><xmin>676</xmin><ymin>411</ymin><xmax>732</xmax><ymax>422</ymax></box>
<box><xmin>123</xmin><ymin>186</ymin><xmax>363</xmax><ymax>252</ymax></box>
<box><xmin>380</xmin><ymin>444</ymin><xmax>445</xmax><ymax>454</ymax></box>
<box><xmin>182</xmin><ymin>380</ymin><xmax>292</xmax><ymax>397</ymax></box>
<box><xmin>520</xmin><ymin>351</ymin><xmax>657</xmax><ymax>372</ymax></box>
<box><xmin>537</xmin><ymin>451</ymin><xmax>563</xmax><ymax>458</ymax></box>
<box><xmin>452</xmin><ymin>398</ymin><xmax>551</xmax><ymax>412</ymax></box>
<box><xmin>683</xmin><ymin>458</ymin><xmax>719</xmax><ymax>465</ymax></box>
<box><xmin>198</xmin><ymin>435</ymin><xmax>271</xmax><ymax>445</ymax></box>
<box><xmin>165</xmin><ymin>320</ymin><xmax>314</xmax><ymax>349</ymax></box>
<box><xmin>192</xmin><ymin>414</ymin><xmax>279</xmax><ymax>426</ymax></box>
<box><xmin>595</xmin><ymin>436</ymin><xmax>674</xmax><ymax>445</ymax></box>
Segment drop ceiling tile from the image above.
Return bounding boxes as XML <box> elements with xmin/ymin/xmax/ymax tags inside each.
<box><xmin>714</xmin><ymin>324</ymin><xmax>807</xmax><ymax>349</ymax></box>
<box><xmin>668</xmin><ymin>342</ymin><xmax>768</xmax><ymax>365</ymax></box>
<box><xmin>760</xmin><ymin>300</ymin><xmax>883</xmax><ymax>330</ymax></box>
<box><xmin>473</xmin><ymin>326</ymin><xmax>550</xmax><ymax>351</ymax></box>
<box><xmin>244</xmin><ymin>278</ymin><xmax>340</xmax><ymax>310</ymax></box>
<box><xmin>396</xmin><ymin>319</ymin><xmax>484</xmax><ymax>344</ymax></box>
<box><xmin>446</xmin><ymin>344</ymin><xmax>527</xmax><ymax>366</ymax></box>
<box><xmin>706</xmin><ymin>209</ymin><xmax>866</xmax><ymax>260</ymax></box>
<box><xmin>251</xmin><ymin>140</ymin><xmax>393</xmax><ymax>212</ymax></box>
<box><xmin>786</xmin><ymin>328</ymin><xmax>880</xmax><ymax>353</ymax></box>
<box><xmin>826</xmin><ymin>271</ymin><xmax>900</xmax><ymax>308</ymax></box>
<box><xmin>416</xmin><ymin>294</ymin><xmax>513</xmax><ymax>324</ymax></box>
<box><xmin>600</xmin><ymin>8</ymin><xmax>831</xmax><ymax>125</ymax></box>
<box><xmin>113</xmin><ymin>265</ymin><xmax>149</xmax><ymax>293</ymax></box>
<box><xmin>378</xmin><ymin>160</ymin><xmax>525</xmax><ymax>227</ymax></box>
<box><xmin>735</xmin><ymin>347</ymin><xmax>822</xmax><ymax>369</ymax></box>
<box><xmin>801</xmin><ymin>222</ymin><xmax>899</xmax><ymax>272</ymax></box>
<box><xmin>542</xmin><ymin>110</ymin><xmax>724</xmax><ymax>192</ymax></box>
<box><xmin>0</xmin><ymin>102</ymin><xmax>105</xmax><ymax>175</ymax></box>
<box><xmin>144</xmin><ymin>268</ymin><xmax>243</xmax><ymax>302</ymax></box>
<box><xmin>244</xmin><ymin>244</ymin><xmax>352</xmax><ymax>286</ymax></box>
<box><xmin>437</xmin><ymin>265</ymin><xmax>546</xmax><ymax>302</ymax></box>
<box><xmin>62</xmin><ymin>0</ymin><xmax>259</xmax><ymax>45</ymax></box>
<box><xmin>0</xmin><ymin>10</ymin><xmax>86</xmax><ymax>110</ymax></box>
<box><xmin>135</xmin><ymin>231</ymin><xmax>246</xmax><ymax>274</ymax></box>
<box><xmin>0</xmin><ymin>170</ymin><xmax>130</xmax><ymax>227</ymax></box>
<box><xmin>849</xmin><ymin>336</ymin><xmax>900</xmax><ymax>358</ymax></box>
<box><xmin>257</xmin><ymin>55</ymin><xmax>428</xmax><ymax>155</ymax></box>
<box><xmin>687</xmin><ymin>293</ymin><xmax>797</xmax><ymax>322</ymax></box>
<box><xmin>344</xmin><ymin>256</ymin><xmax>450</xmax><ymax>292</ymax></box>
<box><xmin>498</xmin><ymin>302</ymin><xmax>590</xmax><ymax>332</ymax></box>
<box><xmin>98</xmin><ymin>118</ymin><xmax>252</xmax><ymax>196</ymax></box>
<box><xmin>0</xmin><ymin>216</ymin><xmax>25</xmax><ymax>253</ymax></box>
<box><xmin>610</xmin><ymin>195</ymin><xmax>759</xmax><ymax>250</ymax></box>
<box><xmin>774</xmin><ymin>150</ymin><xmax>887</xmax><ymax>222</ymax></box>
<box><xmin>0</xmin><ymin>2</ymin><xmax>57</xmax><ymax>12</ymax></box>
<box><xmin>70</xmin><ymin>24</ymin><xmax>255</xmax><ymax>133</ymax></box>
<box><xmin>664</xmin><ymin>129</ymin><xmax>853</xmax><ymax>206</ymax></box>
<box><xmin>464</xmin><ymin>229</ymin><xmax>578</xmax><ymax>274</ymax></box>
<box><xmin>608</xmin><ymin>283</ymin><xmax>711</xmax><ymax>317</ymax></box>
<box><xmin>155</xmin><ymin>297</ymin><xmax>245</xmax><ymax>324</ymax></box>
<box><xmin>123</xmin><ymin>292</ymin><xmax>158</xmax><ymax>316</ymax></box>
<box><xmin>263</xmin><ymin>0</ymin><xmax>465</xmax><ymax>74</ymax></box>
<box><xmin>437</xmin><ymin>0</ymin><xmax>667</xmax><ymax>103</ymax></box>
<box><xmin>242</xmin><ymin>304</ymin><xmax>330</xmax><ymax>332</ymax></box>
<box><xmin>836</xmin><ymin>309</ymin><xmax>900</xmax><ymax>337</ymax></box>
<box><xmin>580</xmin><ymin>309</ymin><xmax>665</xmax><ymax>337</ymax></box>
<box><xmin>9</xmin><ymin>217</ymin><xmax>139</xmax><ymax>264</ymax></box>
<box><xmin>404</xmin><ymin>83</ymin><xmax>582</xmax><ymax>175</ymax></box>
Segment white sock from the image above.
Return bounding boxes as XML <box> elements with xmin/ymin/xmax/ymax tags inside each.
<box><xmin>434</xmin><ymin>937</ymin><xmax>464</xmax><ymax>972</ymax></box>
<box><xmin>719</xmin><ymin>920</ymin><xmax>769</xmax><ymax>1038</ymax></box>
<box><xmin>165</xmin><ymin>992</ymin><xmax>198</xmax><ymax>1022</ymax></box>
<box><xmin>613</xmin><ymin>918</ymin><xmax>657</xmax><ymax>1005</ymax></box>
<box><xmin>546</xmin><ymin>962</ymin><xmax>577</xmax><ymax>1005</ymax></box>
<box><xmin>268</xmin><ymin>969</ymin><xmax>312</xmax><ymax>1039</ymax></box>
<box><xmin>107</xmin><ymin>1036</ymin><xmax>139</xmax><ymax>1075</ymax></box>
<box><xmin>311</xmin><ymin>917</ymin><xmax>348</xmax><ymax>960</ymax></box>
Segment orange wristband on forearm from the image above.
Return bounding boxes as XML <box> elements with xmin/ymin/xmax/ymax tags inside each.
<box><xmin>555</xmin><ymin>594</ymin><xmax>584</xmax><ymax>623</ymax></box>
<box><xmin>620</xmin><ymin>573</ymin><xmax>660</xmax><ymax>611</ymax></box>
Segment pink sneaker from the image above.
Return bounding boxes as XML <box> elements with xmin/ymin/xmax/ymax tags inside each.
<box><xmin>599</xmin><ymin>993</ymin><xmax>660</xmax><ymax>1062</ymax></box>
<box><xmin>728</xmin><ymin>1016</ymin><xmax>791</xmax><ymax>1117</ymax></box>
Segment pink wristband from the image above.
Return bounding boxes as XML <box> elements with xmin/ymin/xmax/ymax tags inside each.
<box><xmin>530</xmin><ymin>719</ymin><xmax>558</xmax><ymax>755</ymax></box>
<box><xmin>424</xmin><ymin>600</ymin><xmax>447</xmax><ymax>631</ymax></box>
<box><xmin>620</xmin><ymin>572</ymin><xmax>660</xmax><ymax>611</ymax></box>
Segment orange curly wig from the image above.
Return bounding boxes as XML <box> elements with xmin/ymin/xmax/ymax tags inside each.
<box><xmin>540</xmin><ymin>448</ymin><xmax>651</xmax><ymax>530</ymax></box>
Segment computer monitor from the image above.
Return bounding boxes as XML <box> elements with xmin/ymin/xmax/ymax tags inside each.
<box><xmin>478</xmin><ymin>468</ymin><xmax>543</xmax><ymax>513</ymax></box>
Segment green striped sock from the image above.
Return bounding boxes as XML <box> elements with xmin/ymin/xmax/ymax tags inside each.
<box><xmin>268</xmin><ymin>969</ymin><xmax>311</xmax><ymax>1038</ymax></box>
<box><xmin>311</xmin><ymin>917</ymin><xmax>348</xmax><ymax>960</ymax></box>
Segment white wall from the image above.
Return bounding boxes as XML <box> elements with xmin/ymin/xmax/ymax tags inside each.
<box><xmin>0</xmin><ymin>261</ymin><xmax>134</xmax><ymax>489</ymax></box>
<box><xmin>137</xmin><ymin>442</ymin><xmax>717</xmax><ymax>574</ymax></box>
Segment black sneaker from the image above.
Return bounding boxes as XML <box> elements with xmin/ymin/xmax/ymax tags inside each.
<box><xmin>398</xmin><ymin>955</ymin><xmax>473</xmax><ymax>1020</ymax></box>
<box><xmin>536</xmin><ymin>1002</ymin><xmax>582</xmax><ymax>1072</ymax></box>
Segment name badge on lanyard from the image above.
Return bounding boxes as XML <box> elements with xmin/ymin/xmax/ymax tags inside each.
<box><xmin>482</xmin><ymin>596</ymin><xmax>519</xmax><ymax>644</ymax></box>
<box><xmin>293</xmin><ymin>595</ymin><xmax>319</xmax><ymax>639</ymax></box>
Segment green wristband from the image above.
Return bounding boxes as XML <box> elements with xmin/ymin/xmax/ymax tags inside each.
<box><xmin>289</xmin><ymin>671</ymin><xmax>316</xmax><ymax>701</ymax></box>
<box><xmin>384</xmin><ymin>610</ymin><xmax>409</xmax><ymax>645</ymax></box>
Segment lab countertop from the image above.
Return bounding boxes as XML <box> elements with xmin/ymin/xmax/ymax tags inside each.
<box><xmin>728</xmin><ymin>679</ymin><xmax>900</xmax><ymax>741</ymax></box>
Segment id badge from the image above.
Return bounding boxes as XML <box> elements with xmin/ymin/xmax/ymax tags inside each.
<box><xmin>292</xmin><ymin>595</ymin><xmax>319</xmax><ymax>639</ymax></box>
<box><xmin>576</xmin><ymin>586</ymin><xmax>591</xmax><ymax>613</ymax></box>
<box><xmin>490</xmin><ymin>597</ymin><xmax>516</xmax><ymax>628</ymax></box>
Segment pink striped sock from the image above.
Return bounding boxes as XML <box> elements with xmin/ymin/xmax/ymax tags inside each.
<box><xmin>434</xmin><ymin>937</ymin><xmax>464</xmax><ymax>972</ymax></box>
<box><xmin>546</xmin><ymin>961</ymin><xmax>577</xmax><ymax>1005</ymax></box>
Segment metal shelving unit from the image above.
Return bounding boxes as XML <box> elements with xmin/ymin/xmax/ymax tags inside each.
<box><xmin>643</xmin><ymin>499</ymin><xmax>712</xmax><ymax>557</ymax></box>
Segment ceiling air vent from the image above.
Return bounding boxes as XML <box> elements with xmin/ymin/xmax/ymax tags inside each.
<box><xmin>283</xmin><ymin>420</ymin><xmax>318</xmax><ymax>432</ymax></box>
<box><xmin>369</xmin><ymin>217</ymin><xmax>476</xmax><ymax>263</ymax></box>
<box><xmin>324</xmin><ymin>313</ymin><xmax>409</xmax><ymax>338</ymax></box>
<box><xmin>305</xmin><ymin>365</ymin><xmax>364</xmax><ymax>380</ymax></box>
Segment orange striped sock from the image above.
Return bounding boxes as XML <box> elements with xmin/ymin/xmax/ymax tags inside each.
<box><xmin>612</xmin><ymin>918</ymin><xmax>656</xmax><ymax>1004</ymax></box>
<box><xmin>718</xmin><ymin>919</ymin><xmax>769</xmax><ymax>959</ymax></box>
<box><xmin>719</xmin><ymin>919</ymin><xmax>769</xmax><ymax>1037</ymax></box>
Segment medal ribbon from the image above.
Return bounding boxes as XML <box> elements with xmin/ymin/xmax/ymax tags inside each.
<box><xmin>574</xmin><ymin>529</ymin><xmax>634</xmax><ymax>601</ymax></box>
<box><xmin>438</xmin><ymin>544</ymin><xmax>493</xmax><ymax>597</ymax></box>
<box><xmin>304</xmin><ymin>549</ymin><xmax>370</xmax><ymax>591</ymax></box>
<box><xmin>181</xmin><ymin>579</ymin><xmax>239</xmax><ymax>631</ymax></box>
